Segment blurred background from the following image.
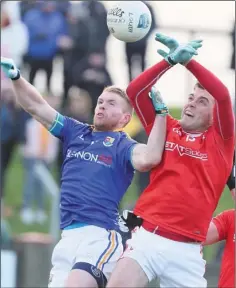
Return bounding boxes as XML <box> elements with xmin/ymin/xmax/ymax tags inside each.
<box><xmin>1</xmin><ymin>1</ymin><xmax>235</xmax><ymax>287</ymax></box>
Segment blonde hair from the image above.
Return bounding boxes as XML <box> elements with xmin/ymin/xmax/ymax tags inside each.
<box><xmin>103</xmin><ymin>86</ymin><xmax>134</xmax><ymax>115</ymax></box>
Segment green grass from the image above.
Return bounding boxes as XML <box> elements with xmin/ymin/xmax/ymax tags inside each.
<box><xmin>4</xmin><ymin>149</ymin><xmax>51</xmax><ymax>235</ymax></box>
<box><xmin>4</xmin><ymin>107</ymin><xmax>233</xmax><ymax>261</ymax></box>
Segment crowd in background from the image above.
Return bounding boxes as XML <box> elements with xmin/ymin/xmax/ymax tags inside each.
<box><xmin>1</xmin><ymin>1</ymin><xmax>235</xmax><ymax>255</ymax></box>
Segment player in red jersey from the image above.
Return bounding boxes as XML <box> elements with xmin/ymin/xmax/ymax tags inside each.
<box><xmin>107</xmin><ymin>34</ymin><xmax>235</xmax><ymax>287</ymax></box>
<box><xmin>204</xmin><ymin>156</ymin><xmax>235</xmax><ymax>288</ymax></box>
<box><xmin>205</xmin><ymin>210</ymin><xmax>235</xmax><ymax>288</ymax></box>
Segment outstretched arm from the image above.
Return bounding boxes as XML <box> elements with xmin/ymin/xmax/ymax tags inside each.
<box><xmin>186</xmin><ymin>60</ymin><xmax>234</xmax><ymax>140</ymax></box>
<box><xmin>126</xmin><ymin>59</ymin><xmax>171</xmax><ymax>130</ymax></box>
<box><xmin>1</xmin><ymin>57</ymin><xmax>57</xmax><ymax>130</ymax></box>
<box><xmin>12</xmin><ymin>76</ymin><xmax>57</xmax><ymax>129</ymax></box>
<box><xmin>126</xmin><ymin>34</ymin><xmax>202</xmax><ymax>132</ymax></box>
<box><xmin>131</xmin><ymin>114</ymin><xmax>167</xmax><ymax>172</ymax></box>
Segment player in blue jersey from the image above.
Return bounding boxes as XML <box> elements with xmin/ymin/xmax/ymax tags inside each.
<box><xmin>1</xmin><ymin>57</ymin><xmax>168</xmax><ymax>288</ymax></box>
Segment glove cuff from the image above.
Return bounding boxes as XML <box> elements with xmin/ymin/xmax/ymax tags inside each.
<box><xmin>166</xmin><ymin>55</ymin><xmax>177</xmax><ymax>66</ymax></box>
<box><xmin>155</xmin><ymin>103</ymin><xmax>169</xmax><ymax>116</ymax></box>
<box><xmin>11</xmin><ymin>69</ymin><xmax>21</xmax><ymax>81</ymax></box>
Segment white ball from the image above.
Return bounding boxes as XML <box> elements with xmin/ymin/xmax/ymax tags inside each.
<box><xmin>107</xmin><ymin>1</ymin><xmax>152</xmax><ymax>43</ymax></box>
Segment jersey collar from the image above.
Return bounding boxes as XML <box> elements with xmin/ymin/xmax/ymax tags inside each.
<box><xmin>90</xmin><ymin>125</ymin><xmax>123</xmax><ymax>133</ymax></box>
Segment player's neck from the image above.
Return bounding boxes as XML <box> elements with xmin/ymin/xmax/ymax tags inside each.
<box><xmin>180</xmin><ymin>123</ymin><xmax>211</xmax><ymax>134</ymax></box>
<box><xmin>93</xmin><ymin>127</ymin><xmax>123</xmax><ymax>133</ymax></box>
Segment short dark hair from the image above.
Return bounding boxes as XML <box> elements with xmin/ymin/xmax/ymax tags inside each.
<box><xmin>195</xmin><ymin>82</ymin><xmax>205</xmax><ymax>90</ymax></box>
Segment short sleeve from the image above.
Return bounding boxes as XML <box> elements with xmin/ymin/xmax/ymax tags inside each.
<box><xmin>118</xmin><ymin>134</ymin><xmax>137</xmax><ymax>172</ymax></box>
<box><xmin>212</xmin><ymin>211</ymin><xmax>230</xmax><ymax>241</ymax></box>
<box><xmin>50</xmin><ymin>115</ymin><xmax>86</xmax><ymax>145</ymax></box>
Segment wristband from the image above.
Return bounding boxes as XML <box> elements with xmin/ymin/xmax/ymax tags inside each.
<box><xmin>166</xmin><ymin>55</ymin><xmax>177</xmax><ymax>66</ymax></box>
<box><xmin>11</xmin><ymin>69</ymin><xmax>21</xmax><ymax>81</ymax></box>
<box><xmin>155</xmin><ymin>103</ymin><xmax>169</xmax><ymax>116</ymax></box>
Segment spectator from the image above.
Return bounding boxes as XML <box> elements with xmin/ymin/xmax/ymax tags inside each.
<box><xmin>19</xmin><ymin>1</ymin><xmax>38</xmax><ymax>20</ymax></box>
<box><xmin>1</xmin><ymin>1</ymin><xmax>29</xmax><ymax>69</ymax></box>
<box><xmin>20</xmin><ymin>96</ymin><xmax>59</xmax><ymax>225</ymax></box>
<box><xmin>78</xmin><ymin>0</ymin><xmax>111</xmax><ymax>111</ymax></box>
<box><xmin>60</xmin><ymin>1</ymin><xmax>111</xmax><ymax>111</ymax></box>
<box><xmin>54</xmin><ymin>1</ymin><xmax>71</xmax><ymax>59</ymax></box>
<box><xmin>125</xmin><ymin>2</ymin><xmax>157</xmax><ymax>81</ymax></box>
<box><xmin>1</xmin><ymin>21</ymin><xmax>29</xmax><ymax>201</ymax></box>
<box><xmin>55</xmin><ymin>1</ymin><xmax>71</xmax><ymax>18</ymax></box>
<box><xmin>23</xmin><ymin>1</ymin><xmax>68</xmax><ymax>93</ymax></box>
<box><xmin>19</xmin><ymin>1</ymin><xmax>39</xmax><ymax>70</ymax></box>
<box><xmin>0</xmin><ymin>87</ymin><xmax>30</xmax><ymax>199</ymax></box>
<box><xmin>1</xmin><ymin>42</ymin><xmax>30</xmax><ymax>200</ymax></box>
<box><xmin>58</xmin><ymin>3</ymin><xmax>90</xmax><ymax>107</ymax></box>
<box><xmin>73</xmin><ymin>55</ymin><xmax>113</xmax><ymax>113</ymax></box>
<box><xmin>80</xmin><ymin>0</ymin><xmax>110</xmax><ymax>57</ymax></box>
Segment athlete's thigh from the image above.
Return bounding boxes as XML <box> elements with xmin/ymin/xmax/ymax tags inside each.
<box><xmin>113</xmin><ymin>227</ymin><xmax>167</xmax><ymax>284</ymax></box>
<box><xmin>48</xmin><ymin>230</ymin><xmax>82</xmax><ymax>287</ymax></box>
<box><xmin>107</xmin><ymin>257</ymin><xmax>149</xmax><ymax>287</ymax></box>
<box><xmin>160</xmin><ymin>242</ymin><xmax>207</xmax><ymax>288</ymax></box>
<box><xmin>48</xmin><ymin>270</ymin><xmax>68</xmax><ymax>288</ymax></box>
<box><xmin>74</xmin><ymin>226</ymin><xmax>123</xmax><ymax>280</ymax></box>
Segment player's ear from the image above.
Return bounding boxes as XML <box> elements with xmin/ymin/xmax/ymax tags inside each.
<box><xmin>122</xmin><ymin>113</ymin><xmax>132</xmax><ymax>127</ymax></box>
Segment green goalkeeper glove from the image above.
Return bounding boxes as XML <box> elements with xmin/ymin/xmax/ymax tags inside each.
<box><xmin>155</xmin><ymin>33</ymin><xmax>203</xmax><ymax>65</ymax></box>
<box><xmin>1</xmin><ymin>57</ymin><xmax>21</xmax><ymax>80</ymax></box>
<box><xmin>149</xmin><ymin>86</ymin><xmax>168</xmax><ymax>116</ymax></box>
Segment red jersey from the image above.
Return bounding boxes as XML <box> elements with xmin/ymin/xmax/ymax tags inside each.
<box><xmin>127</xmin><ymin>59</ymin><xmax>234</xmax><ymax>242</ymax></box>
<box><xmin>213</xmin><ymin>210</ymin><xmax>235</xmax><ymax>288</ymax></box>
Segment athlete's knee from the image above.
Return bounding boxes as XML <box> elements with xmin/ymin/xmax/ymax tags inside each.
<box><xmin>72</xmin><ymin>262</ymin><xmax>107</xmax><ymax>287</ymax></box>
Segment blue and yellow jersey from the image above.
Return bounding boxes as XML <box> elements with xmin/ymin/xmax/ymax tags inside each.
<box><xmin>50</xmin><ymin>114</ymin><xmax>137</xmax><ymax>230</ymax></box>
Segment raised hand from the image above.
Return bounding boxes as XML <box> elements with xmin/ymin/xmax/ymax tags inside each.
<box><xmin>149</xmin><ymin>86</ymin><xmax>168</xmax><ymax>116</ymax></box>
<box><xmin>155</xmin><ymin>33</ymin><xmax>179</xmax><ymax>58</ymax></box>
<box><xmin>155</xmin><ymin>33</ymin><xmax>203</xmax><ymax>65</ymax></box>
<box><xmin>1</xmin><ymin>57</ymin><xmax>20</xmax><ymax>80</ymax></box>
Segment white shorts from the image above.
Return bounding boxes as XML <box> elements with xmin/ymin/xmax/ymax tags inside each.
<box><xmin>122</xmin><ymin>227</ymin><xmax>207</xmax><ymax>288</ymax></box>
<box><xmin>48</xmin><ymin>225</ymin><xmax>123</xmax><ymax>287</ymax></box>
